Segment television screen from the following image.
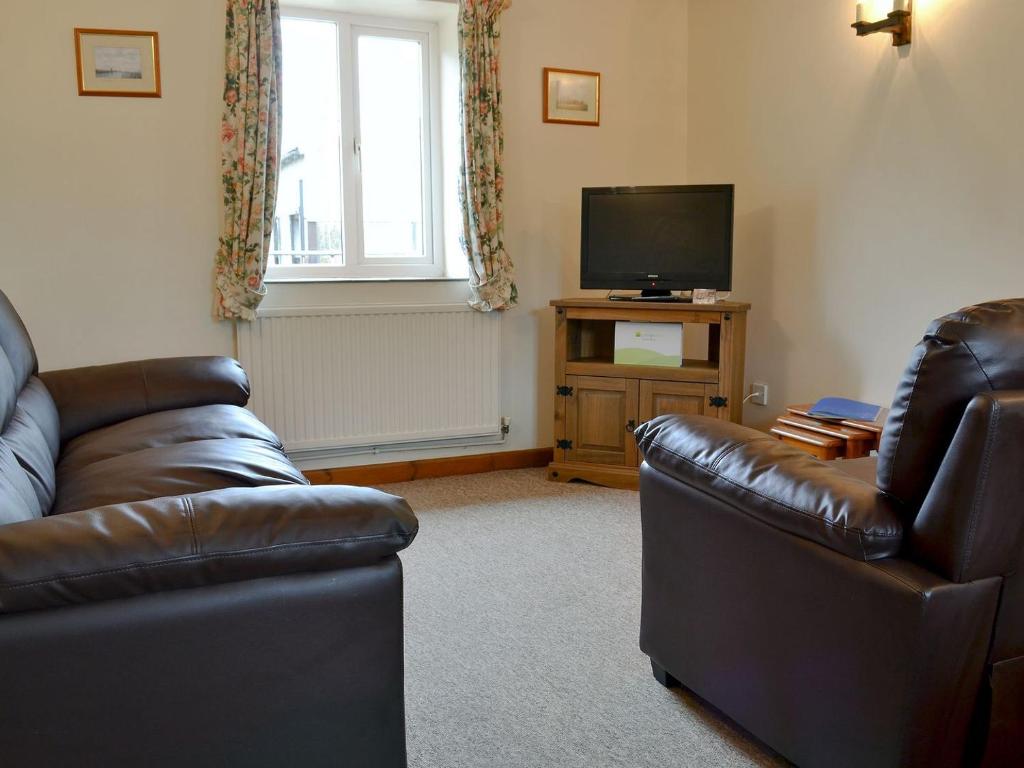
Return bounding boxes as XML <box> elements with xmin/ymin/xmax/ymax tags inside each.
<box><xmin>580</xmin><ymin>185</ymin><xmax>734</xmax><ymax>292</ymax></box>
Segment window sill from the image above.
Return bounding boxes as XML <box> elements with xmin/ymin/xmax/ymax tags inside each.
<box><xmin>265</xmin><ymin>276</ymin><xmax>467</xmax><ymax>285</ymax></box>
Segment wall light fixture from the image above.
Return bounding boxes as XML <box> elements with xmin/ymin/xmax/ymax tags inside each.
<box><xmin>852</xmin><ymin>1</ymin><xmax>912</xmax><ymax>47</ymax></box>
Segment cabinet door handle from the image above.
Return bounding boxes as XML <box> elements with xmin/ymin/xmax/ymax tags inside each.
<box><xmin>626</xmin><ymin>419</ymin><xmax>637</xmax><ymax>433</ymax></box>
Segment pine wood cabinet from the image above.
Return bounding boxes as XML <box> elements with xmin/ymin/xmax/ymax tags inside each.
<box><xmin>639</xmin><ymin>380</ymin><xmax>716</xmax><ymax>422</ymax></box>
<box><xmin>548</xmin><ymin>298</ymin><xmax>750</xmax><ymax>490</ymax></box>
<box><xmin>563</xmin><ymin>376</ymin><xmax>639</xmax><ymax>467</ymax></box>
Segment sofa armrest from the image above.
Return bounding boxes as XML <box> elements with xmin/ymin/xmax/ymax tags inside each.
<box><xmin>0</xmin><ymin>485</ymin><xmax>417</xmax><ymax>614</ymax></box>
<box><xmin>635</xmin><ymin>415</ymin><xmax>904</xmax><ymax>561</ymax></box>
<box><xmin>40</xmin><ymin>356</ymin><xmax>250</xmax><ymax>443</ymax></box>
<box><xmin>912</xmin><ymin>391</ymin><xmax>1024</xmax><ymax>582</ymax></box>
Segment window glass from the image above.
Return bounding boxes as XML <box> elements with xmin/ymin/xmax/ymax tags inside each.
<box><xmin>272</xmin><ymin>18</ymin><xmax>343</xmax><ymax>267</ymax></box>
<box><xmin>268</xmin><ymin>13</ymin><xmax>442</xmax><ymax>279</ymax></box>
<box><xmin>356</xmin><ymin>34</ymin><xmax>426</xmax><ymax>260</ymax></box>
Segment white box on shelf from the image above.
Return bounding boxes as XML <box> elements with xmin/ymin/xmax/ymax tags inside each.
<box><xmin>613</xmin><ymin>322</ymin><xmax>683</xmax><ymax>367</ymax></box>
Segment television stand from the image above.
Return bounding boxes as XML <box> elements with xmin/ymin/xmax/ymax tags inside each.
<box><xmin>548</xmin><ymin>297</ymin><xmax>750</xmax><ymax>489</ymax></box>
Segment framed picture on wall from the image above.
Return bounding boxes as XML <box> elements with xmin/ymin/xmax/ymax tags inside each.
<box><xmin>74</xmin><ymin>28</ymin><xmax>161</xmax><ymax>98</ymax></box>
<box><xmin>543</xmin><ymin>68</ymin><xmax>600</xmax><ymax>126</ymax></box>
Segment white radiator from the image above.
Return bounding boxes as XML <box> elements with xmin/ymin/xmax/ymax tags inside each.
<box><xmin>236</xmin><ymin>304</ymin><xmax>502</xmax><ymax>459</ymax></box>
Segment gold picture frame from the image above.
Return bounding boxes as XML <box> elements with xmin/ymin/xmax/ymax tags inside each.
<box><xmin>543</xmin><ymin>68</ymin><xmax>600</xmax><ymax>127</ymax></box>
<box><xmin>74</xmin><ymin>28</ymin><xmax>161</xmax><ymax>98</ymax></box>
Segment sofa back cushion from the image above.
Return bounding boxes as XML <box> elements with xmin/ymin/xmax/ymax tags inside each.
<box><xmin>876</xmin><ymin>298</ymin><xmax>1024</xmax><ymax>512</ymax></box>
<box><xmin>0</xmin><ymin>290</ymin><xmax>54</xmax><ymax>523</ymax></box>
<box><xmin>0</xmin><ymin>441</ymin><xmax>42</xmax><ymax>523</ymax></box>
<box><xmin>0</xmin><ymin>290</ymin><xmax>37</xmax><ymax>428</ymax></box>
<box><xmin>5</xmin><ymin>378</ymin><xmax>60</xmax><ymax>513</ymax></box>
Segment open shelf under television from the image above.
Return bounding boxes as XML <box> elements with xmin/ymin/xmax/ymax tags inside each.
<box><xmin>549</xmin><ymin>298</ymin><xmax>750</xmax><ymax>490</ymax></box>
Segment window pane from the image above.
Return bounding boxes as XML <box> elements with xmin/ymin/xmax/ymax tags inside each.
<box><xmin>357</xmin><ymin>35</ymin><xmax>426</xmax><ymax>260</ymax></box>
<box><xmin>273</xmin><ymin>19</ymin><xmax>343</xmax><ymax>267</ymax></box>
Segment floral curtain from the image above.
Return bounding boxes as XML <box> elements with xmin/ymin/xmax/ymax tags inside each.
<box><xmin>213</xmin><ymin>0</ymin><xmax>283</xmax><ymax>321</ymax></box>
<box><xmin>458</xmin><ymin>0</ymin><xmax>517</xmax><ymax>312</ymax></box>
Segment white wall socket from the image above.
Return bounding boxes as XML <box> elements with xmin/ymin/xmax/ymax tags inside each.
<box><xmin>749</xmin><ymin>382</ymin><xmax>769</xmax><ymax>407</ymax></box>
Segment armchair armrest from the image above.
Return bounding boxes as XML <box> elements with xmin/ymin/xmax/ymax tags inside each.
<box><xmin>40</xmin><ymin>356</ymin><xmax>250</xmax><ymax>443</ymax></box>
<box><xmin>0</xmin><ymin>485</ymin><xmax>417</xmax><ymax>614</ymax></box>
<box><xmin>635</xmin><ymin>415</ymin><xmax>904</xmax><ymax>561</ymax></box>
<box><xmin>912</xmin><ymin>390</ymin><xmax>1024</xmax><ymax>582</ymax></box>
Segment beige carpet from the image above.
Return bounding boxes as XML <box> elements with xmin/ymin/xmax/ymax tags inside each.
<box><xmin>379</xmin><ymin>468</ymin><xmax>788</xmax><ymax>768</ymax></box>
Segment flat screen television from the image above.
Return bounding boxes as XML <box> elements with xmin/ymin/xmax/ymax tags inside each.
<box><xmin>580</xmin><ymin>184</ymin><xmax>734</xmax><ymax>299</ymax></box>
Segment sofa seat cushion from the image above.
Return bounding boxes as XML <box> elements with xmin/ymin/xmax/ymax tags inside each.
<box><xmin>52</xmin><ymin>406</ymin><xmax>307</xmax><ymax>515</ymax></box>
<box><xmin>58</xmin><ymin>404</ymin><xmax>282</xmax><ymax>476</ymax></box>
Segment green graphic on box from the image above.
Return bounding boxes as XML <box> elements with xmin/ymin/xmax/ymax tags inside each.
<box><xmin>613</xmin><ymin>322</ymin><xmax>684</xmax><ymax>368</ymax></box>
<box><xmin>613</xmin><ymin>348</ymin><xmax>683</xmax><ymax>367</ymax></box>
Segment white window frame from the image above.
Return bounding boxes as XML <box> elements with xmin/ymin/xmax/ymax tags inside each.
<box><xmin>269</xmin><ymin>9</ymin><xmax>445</xmax><ymax>281</ymax></box>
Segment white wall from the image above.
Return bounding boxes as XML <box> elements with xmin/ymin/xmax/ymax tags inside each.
<box><xmin>499</xmin><ymin>0</ymin><xmax>689</xmax><ymax>451</ymax></box>
<box><xmin>0</xmin><ymin>0</ymin><xmax>232</xmax><ymax>369</ymax></box>
<box><xmin>503</xmin><ymin>0</ymin><xmax>689</xmax><ymax>299</ymax></box>
<box><xmin>0</xmin><ymin>0</ymin><xmax>688</xmax><ymax>465</ymax></box>
<box><xmin>686</xmin><ymin>0</ymin><xmax>1024</xmax><ymax>426</ymax></box>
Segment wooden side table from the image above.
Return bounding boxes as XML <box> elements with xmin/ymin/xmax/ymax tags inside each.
<box><xmin>770</xmin><ymin>404</ymin><xmax>882</xmax><ymax>461</ymax></box>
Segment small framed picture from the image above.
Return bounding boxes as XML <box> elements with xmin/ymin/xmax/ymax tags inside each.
<box><xmin>543</xmin><ymin>68</ymin><xmax>600</xmax><ymax>127</ymax></box>
<box><xmin>692</xmin><ymin>289</ymin><xmax>718</xmax><ymax>305</ymax></box>
<box><xmin>74</xmin><ymin>28</ymin><xmax>161</xmax><ymax>98</ymax></box>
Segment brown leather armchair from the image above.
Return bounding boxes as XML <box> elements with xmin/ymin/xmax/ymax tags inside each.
<box><xmin>635</xmin><ymin>299</ymin><xmax>1024</xmax><ymax>768</ymax></box>
<box><xmin>0</xmin><ymin>290</ymin><xmax>417</xmax><ymax>767</ymax></box>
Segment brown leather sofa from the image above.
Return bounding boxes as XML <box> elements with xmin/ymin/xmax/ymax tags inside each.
<box><xmin>635</xmin><ymin>298</ymin><xmax>1024</xmax><ymax>768</ymax></box>
<box><xmin>0</xmin><ymin>290</ymin><xmax>418</xmax><ymax>767</ymax></box>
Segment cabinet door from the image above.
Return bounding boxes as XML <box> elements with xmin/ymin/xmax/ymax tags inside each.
<box><xmin>564</xmin><ymin>376</ymin><xmax>639</xmax><ymax>467</ymax></box>
<box><xmin>639</xmin><ymin>380</ymin><xmax>712</xmax><ymax>423</ymax></box>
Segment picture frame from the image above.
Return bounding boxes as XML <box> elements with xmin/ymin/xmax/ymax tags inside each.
<box><xmin>74</xmin><ymin>28</ymin><xmax>161</xmax><ymax>98</ymax></box>
<box><xmin>543</xmin><ymin>68</ymin><xmax>600</xmax><ymax>127</ymax></box>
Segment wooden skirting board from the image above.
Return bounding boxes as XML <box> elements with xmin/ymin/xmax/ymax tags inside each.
<box><xmin>547</xmin><ymin>462</ymin><xmax>640</xmax><ymax>491</ymax></box>
<box><xmin>304</xmin><ymin>447</ymin><xmax>554</xmax><ymax>487</ymax></box>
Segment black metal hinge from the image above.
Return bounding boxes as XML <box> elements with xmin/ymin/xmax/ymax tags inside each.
<box><xmin>556</xmin><ymin>386</ymin><xmax>574</xmax><ymax>397</ymax></box>
<box><xmin>557</xmin><ymin>439</ymin><xmax>573</xmax><ymax>450</ymax></box>
<box><xmin>709</xmin><ymin>396</ymin><xmax>729</xmax><ymax>409</ymax></box>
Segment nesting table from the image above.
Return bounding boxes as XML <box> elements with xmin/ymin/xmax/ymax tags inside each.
<box><xmin>770</xmin><ymin>404</ymin><xmax>883</xmax><ymax>461</ymax></box>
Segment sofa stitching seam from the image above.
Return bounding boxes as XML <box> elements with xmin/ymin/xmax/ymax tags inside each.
<box><xmin>0</xmin><ymin>532</ymin><xmax>413</xmax><ymax>591</ymax></box>
<box><xmin>865</xmin><ymin>562</ymin><xmax>926</xmax><ymax>597</ymax></box>
<box><xmin>139</xmin><ymin>362</ymin><xmax>151</xmax><ymax>413</ymax></box>
<box><xmin>646</xmin><ymin>439</ymin><xmax>901</xmax><ymax>540</ymax></box>
<box><xmin>961</xmin><ymin>339</ymin><xmax>995</xmax><ymax>391</ymax></box>
<box><xmin>183</xmin><ymin>496</ymin><xmax>199</xmax><ymax>556</ymax></box>
<box><xmin>707</xmin><ymin>441</ymin><xmax>740</xmax><ymax>472</ymax></box>
<box><xmin>709</xmin><ymin>436</ymin><xmax>771</xmax><ymax>472</ymax></box>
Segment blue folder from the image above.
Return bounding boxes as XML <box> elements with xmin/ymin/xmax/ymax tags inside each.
<box><xmin>807</xmin><ymin>397</ymin><xmax>883</xmax><ymax>422</ymax></box>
